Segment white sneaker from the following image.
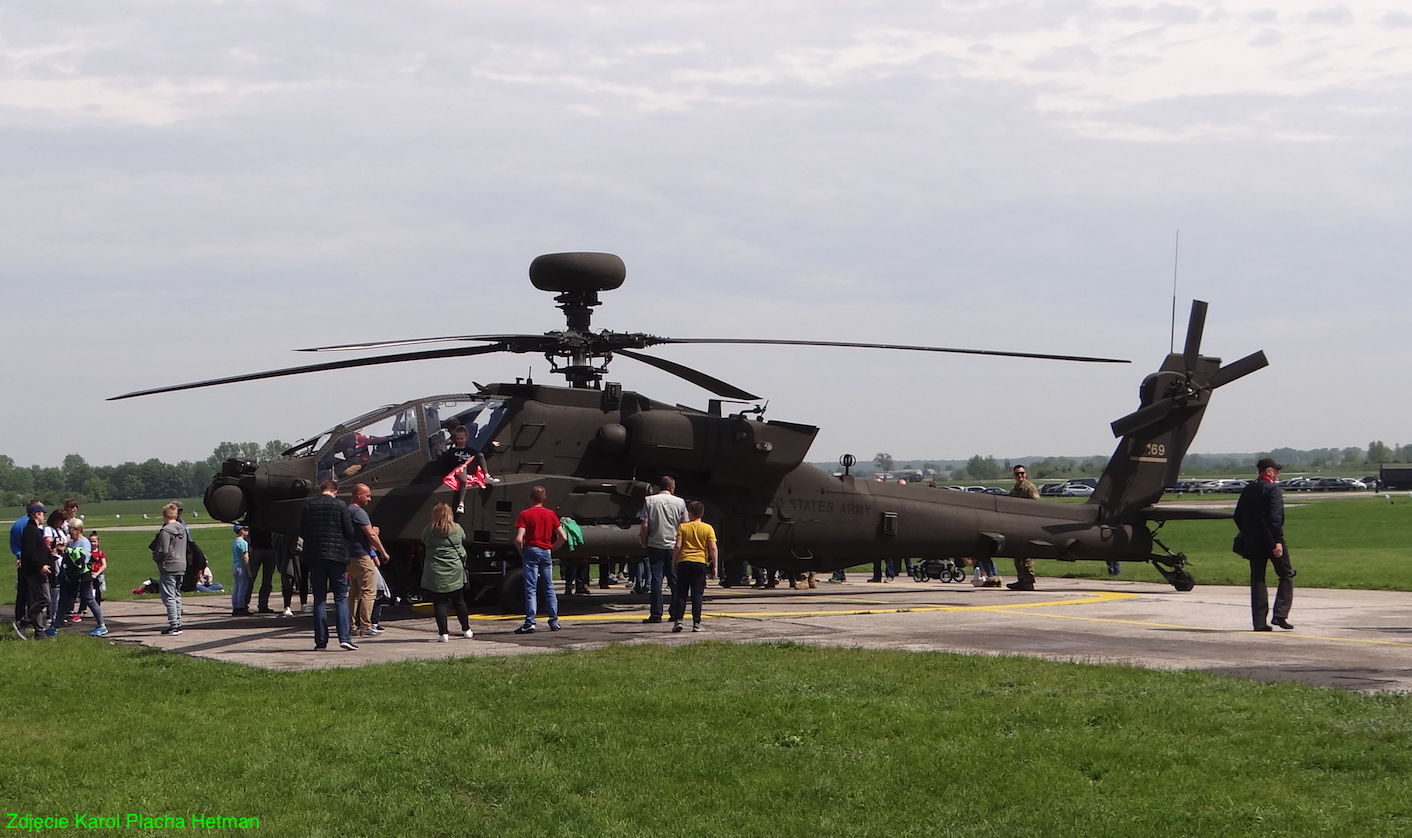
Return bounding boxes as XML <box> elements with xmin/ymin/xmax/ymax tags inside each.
<box><xmin>462</xmin><ymin>629</ymin><xmax>474</xmax><ymax>639</ymax></box>
<box><xmin>972</xmin><ymin>575</ymin><xmax>987</xmax><ymax>587</ymax></box>
<box><xmin>300</xmin><ymin>604</ymin><xmax>311</xmax><ymax>613</ymax></box>
<box><xmin>281</xmin><ymin>608</ymin><xmax>293</xmax><ymax>617</ymax></box>
<box><xmin>366</xmin><ymin>625</ymin><xmax>385</xmax><ymax>636</ymax></box>
<box><xmin>436</xmin><ymin>634</ymin><xmax>450</xmax><ymax>643</ymax></box>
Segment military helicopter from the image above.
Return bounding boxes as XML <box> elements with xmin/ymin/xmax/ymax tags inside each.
<box><xmin>112</xmin><ymin>252</ymin><xmax>1266</xmax><ymax>609</ymax></box>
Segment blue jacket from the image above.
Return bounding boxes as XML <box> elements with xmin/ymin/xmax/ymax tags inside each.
<box><xmin>10</xmin><ymin>516</ymin><xmax>26</xmax><ymax>559</ymax></box>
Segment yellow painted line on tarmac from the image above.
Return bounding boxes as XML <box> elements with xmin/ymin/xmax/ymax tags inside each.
<box><xmin>708</xmin><ymin>590</ymin><xmax>1141</xmax><ymax>620</ymax></box>
<box><xmin>459</xmin><ymin>590</ymin><xmax>1135</xmax><ymax>624</ymax></box>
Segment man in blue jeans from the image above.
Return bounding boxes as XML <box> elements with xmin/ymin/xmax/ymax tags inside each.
<box><xmin>638</xmin><ymin>476</ymin><xmax>687</xmax><ymax>624</ymax></box>
<box><xmin>299</xmin><ymin>479</ymin><xmax>359</xmax><ymax>651</ymax></box>
<box><xmin>512</xmin><ymin>486</ymin><xmax>567</xmax><ymax>634</ymax></box>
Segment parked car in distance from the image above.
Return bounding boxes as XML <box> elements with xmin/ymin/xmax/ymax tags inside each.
<box><xmin>981</xmin><ymin>487</ymin><xmax>1009</xmax><ymax>495</ymax></box>
<box><xmin>1309</xmin><ymin>477</ymin><xmax>1362</xmax><ymax>492</ymax></box>
<box><xmin>1059</xmin><ymin>482</ymin><xmax>1096</xmax><ymax>497</ymax></box>
<box><xmin>1174</xmin><ymin>480</ymin><xmax>1219</xmax><ymax>494</ymax></box>
<box><xmin>1039</xmin><ymin>483</ymin><xmax>1066</xmax><ymax>496</ymax></box>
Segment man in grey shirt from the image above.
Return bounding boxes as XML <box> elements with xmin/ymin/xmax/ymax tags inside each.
<box><xmin>151</xmin><ymin>502</ymin><xmax>189</xmax><ymax>636</ymax></box>
<box><xmin>639</xmin><ymin>476</ymin><xmax>688</xmax><ymax>624</ymax></box>
<box><xmin>347</xmin><ymin>483</ymin><xmax>389</xmax><ymax>638</ymax></box>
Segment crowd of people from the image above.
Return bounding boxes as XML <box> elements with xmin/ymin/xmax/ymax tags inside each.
<box><xmin>10</xmin><ymin>498</ymin><xmax>109</xmax><ymax>640</ymax></box>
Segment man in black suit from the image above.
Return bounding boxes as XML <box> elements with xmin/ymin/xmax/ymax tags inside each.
<box><xmin>1233</xmin><ymin>457</ymin><xmax>1295</xmax><ymax>632</ymax></box>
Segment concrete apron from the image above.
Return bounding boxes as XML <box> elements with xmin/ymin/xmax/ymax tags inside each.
<box><xmin>70</xmin><ymin>578</ymin><xmax>1412</xmax><ymax>692</ymax></box>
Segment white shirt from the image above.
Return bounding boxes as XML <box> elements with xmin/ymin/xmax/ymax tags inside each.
<box><xmin>639</xmin><ymin>492</ymin><xmax>688</xmax><ymax>550</ymax></box>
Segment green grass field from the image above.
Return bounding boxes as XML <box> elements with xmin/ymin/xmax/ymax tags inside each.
<box><xmin>2</xmin><ymin>641</ymin><xmax>1409</xmax><ymax>837</ymax></box>
<box><xmin>1</xmin><ymin>498</ymin><xmax>207</xmax><ymax>531</ymax></box>
<box><xmin>1038</xmin><ymin>495</ymin><xmax>1412</xmax><ymax>589</ymax></box>
<box><xmin>6</xmin><ymin>497</ymin><xmax>1412</xmax><ymax>836</ymax></box>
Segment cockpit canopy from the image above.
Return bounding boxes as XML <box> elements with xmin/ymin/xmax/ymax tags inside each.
<box><xmin>282</xmin><ymin>396</ymin><xmax>508</xmax><ymax>485</ymax></box>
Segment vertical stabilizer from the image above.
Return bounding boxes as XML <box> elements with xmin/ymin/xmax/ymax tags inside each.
<box><xmin>1090</xmin><ymin>302</ymin><xmax>1267</xmax><ymax>522</ymax></box>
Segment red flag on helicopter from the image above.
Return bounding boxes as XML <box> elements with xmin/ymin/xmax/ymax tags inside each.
<box><xmin>443</xmin><ymin>462</ymin><xmax>487</xmax><ymax>491</ymax></box>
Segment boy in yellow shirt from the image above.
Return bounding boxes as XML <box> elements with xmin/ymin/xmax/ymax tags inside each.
<box><xmin>669</xmin><ymin>501</ymin><xmax>716</xmax><ymax>633</ymax></box>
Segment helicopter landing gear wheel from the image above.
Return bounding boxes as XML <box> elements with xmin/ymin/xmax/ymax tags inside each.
<box><xmin>498</xmin><ymin>568</ymin><xmax>525</xmax><ymax>614</ymax></box>
<box><xmin>1151</xmin><ymin>549</ymin><xmax>1195</xmax><ymax>592</ymax></box>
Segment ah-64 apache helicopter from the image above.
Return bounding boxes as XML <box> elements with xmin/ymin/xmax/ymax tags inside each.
<box><xmin>113</xmin><ymin>252</ymin><xmax>1266</xmax><ymax>610</ymax></box>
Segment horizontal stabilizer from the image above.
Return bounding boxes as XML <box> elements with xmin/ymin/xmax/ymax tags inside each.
<box><xmin>1138</xmin><ymin>506</ymin><xmax>1234</xmax><ymax>521</ymax></box>
<box><xmin>1207</xmin><ymin>350</ymin><xmax>1268</xmax><ymax>390</ymax></box>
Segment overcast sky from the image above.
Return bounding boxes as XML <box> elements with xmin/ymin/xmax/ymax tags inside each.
<box><xmin>3</xmin><ymin>0</ymin><xmax>1409</xmax><ymax>468</ymax></box>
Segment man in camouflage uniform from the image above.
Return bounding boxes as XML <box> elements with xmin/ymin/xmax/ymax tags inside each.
<box><xmin>1006</xmin><ymin>465</ymin><xmax>1040</xmax><ymax>591</ymax></box>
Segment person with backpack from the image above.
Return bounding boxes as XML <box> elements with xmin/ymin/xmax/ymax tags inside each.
<box><xmin>14</xmin><ymin>504</ymin><xmax>53</xmax><ymax>640</ymax></box>
<box><xmin>44</xmin><ymin>509</ymin><xmax>72</xmax><ymax>627</ymax></box>
<box><xmin>59</xmin><ymin>521</ymin><xmax>107</xmax><ymax>637</ymax></box>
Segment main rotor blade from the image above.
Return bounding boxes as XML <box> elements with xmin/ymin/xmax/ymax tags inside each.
<box><xmin>1110</xmin><ymin>397</ymin><xmax>1178</xmax><ymax>438</ymax></box>
<box><xmin>298</xmin><ymin>334</ymin><xmax>535</xmax><ymax>352</ymax></box>
<box><xmin>616</xmin><ymin>349</ymin><xmax>760</xmax><ymax>400</ymax></box>
<box><xmin>1182</xmin><ymin>300</ymin><xmax>1208</xmax><ymax>372</ymax></box>
<box><xmin>109</xmin><ymin>344</ymin><xmax>508</xmax><ymax>401</ymax></box>
<box><xmin>1206</xmin><ymin>350</ymin><xmax>1268</xmax><ymax>390</ymax></box>
<box><xmin>652</xmin><ymin>338</ymin><xmax>1129</xmax><ymax>365</ymax></box>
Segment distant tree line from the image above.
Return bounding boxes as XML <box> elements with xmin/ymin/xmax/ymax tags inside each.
<box><xmin>847</xmin><ymin>441</ymin><xmax>1412</xmax><ymax>483</ymax></box>
<box><xmin>0</xmin><ymin>441</ymin><xmax>289</xmax><ymax>507</ymax></box>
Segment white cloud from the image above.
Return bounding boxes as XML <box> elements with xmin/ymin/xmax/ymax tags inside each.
<box><xmin>2</xmin><ymin>1</ymin><xmax>1408</xmax><ymax>138</ymax></box>
<box><xmin>0</xmin><ymin>0</ymin><xmax>1408</xmax><ymax>466</ymax></box>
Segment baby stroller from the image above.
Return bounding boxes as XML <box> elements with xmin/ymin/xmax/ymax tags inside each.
<box><xmin>910</xmin><ymin>558</ymin><xmax>967</xmax><ymax>583</ymax></box>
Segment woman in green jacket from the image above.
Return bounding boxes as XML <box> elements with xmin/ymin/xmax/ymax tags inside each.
<box><xmin>420</xmin><ymin>502</ymin><xmax>473</xmax><ymax>642</ymax></box>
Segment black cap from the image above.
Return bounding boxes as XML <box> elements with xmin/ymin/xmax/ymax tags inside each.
<box><xmin>1256</xmin><ymin>457</ymin><xmax>1283</xmax><ymax>471</ymax></box>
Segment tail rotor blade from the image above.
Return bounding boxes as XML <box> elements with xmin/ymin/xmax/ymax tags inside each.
<box><xmin>1207</xmin><ymin>350</ymin><xmax>1268</xmax><ymax>390</ymax></box>
<box><xmin>1110</xmin><ymin>397</ymin><xmax>1177</xmax><ymax>438</ymax></box>
<box><xmin>1182</xmin><ymin>300</ymin><xmax>1208</xmax><ymax>372</ymax></box>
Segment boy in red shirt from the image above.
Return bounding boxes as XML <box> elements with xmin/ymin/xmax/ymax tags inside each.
<box><xmin>512</xmin><ymin>486</ymin><xmax>567</xmax><ymax>634</ymax></box>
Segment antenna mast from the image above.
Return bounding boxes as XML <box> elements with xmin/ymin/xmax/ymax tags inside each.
<box><xmin>1169</xmin><ymin>231</ymin><xmax>1180</xmax><ymax>354</ymax></box>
